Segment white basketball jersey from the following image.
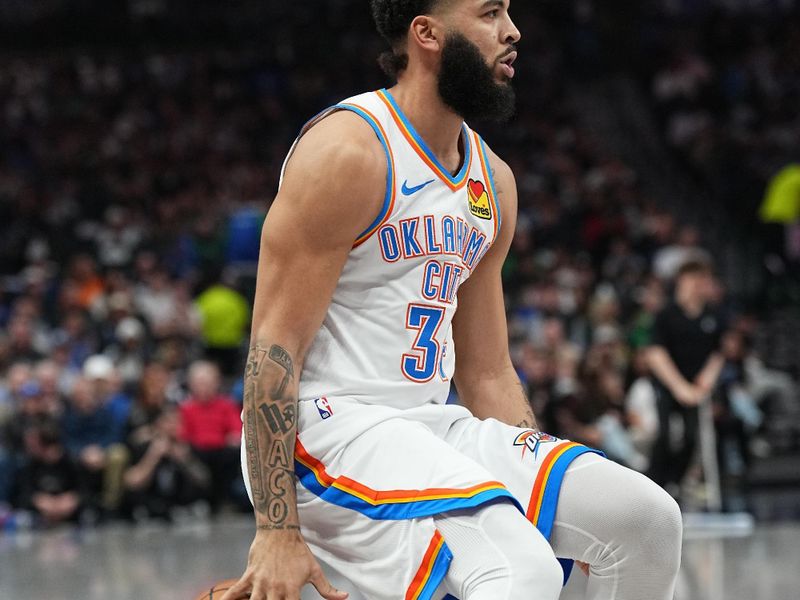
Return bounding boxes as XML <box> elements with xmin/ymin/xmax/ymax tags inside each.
<box><xmin>286</xmin><ymin>89</ymin><xmax>502</xmax><ymax>409</ymax></box>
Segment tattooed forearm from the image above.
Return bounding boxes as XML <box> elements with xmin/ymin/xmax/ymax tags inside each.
<box><xmin>269</xmin><ymin>344</ymin><xmax>295</xmax><ymax>399</ymax></box>
<box><xmin>243</xmin><ymin>342</ymin><xmax>300</xmax><ymax>530</ymax></box>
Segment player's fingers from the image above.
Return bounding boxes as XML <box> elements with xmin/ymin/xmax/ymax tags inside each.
<box><xmin>309</xmin><ymin>566</ymin><xmax>349</xmax><ymax>600</ymax></box>
<box><xmin>249</xmin><ymin>579</ymin><xmax>268</xmax><ymax>600</ymax></box>
<box><xmin>218</xmin><ymin>575</ymin><xmax>251</xmax><ymax>600</ymax></box>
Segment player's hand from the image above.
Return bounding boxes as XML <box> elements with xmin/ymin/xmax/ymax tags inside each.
<box><xmin>673</xmin><ymin>382</ymin><xmax>704</xmax><ymax>407</ymax></box>
<box><xmin>220</xmin><ymin>529</ymin><xmax>349</xmax><ymax>600</ymax></box>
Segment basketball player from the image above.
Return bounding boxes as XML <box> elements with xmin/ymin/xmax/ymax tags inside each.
<box><xmin>222</xmin><ymin>2</ymin><xmax>682</xmax><ymax>599</ymax></box>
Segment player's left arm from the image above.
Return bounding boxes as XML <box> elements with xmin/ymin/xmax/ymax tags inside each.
<box><xmin>452</xmin><ymin>148</ymin><xmax>538</xmax><ymax>430</ymax></box>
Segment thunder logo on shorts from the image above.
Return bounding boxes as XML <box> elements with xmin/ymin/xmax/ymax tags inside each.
<box><xmin>513</xmin><ymin>430</ymin><xmax>559</xmax><ymax>459</ymax></box>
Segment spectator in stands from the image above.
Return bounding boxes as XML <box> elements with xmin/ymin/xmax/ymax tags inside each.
<box><xmin>652</xmin><ymin>225</ymin><xmax>712</xmax><ymax>281</ymax></box>
<box><xmin>104</xmin><ymin>317</ymin><xmax>149</xmax><ymax>394</ymax></box>
<box><xmin>65</xmin><ymin>254</ymin><xmax>105</xmax><ymax>312</ymax></box>
<box><xmin>134</xmin><ymin>267</ymin><xmax>182</xmax><ymax>340</ymax></box>
<box><xmin>647</xmin><ymin>259</ymin><xmax>727</xmax><ymax>494</ymax></box>
<box><xmin>123</xmin><ymin>406</ymin><xmax>210</xmax><ymax>521</ymax></box>
<box><xmin>0</xmin><ymin>362</ymin><xmax>34</xmax><ymax>419</ymax></box>
<box><xmin>627</xmin><ymin>277</ymin><xmax>666</xmax><ymax>349</ymax></box>
<box><xmin>34</xmin><ymin>360</ymin><xmax>68</xmax><ymax>419</ymax></box>
<box><xmin>625</xmin><ymin>349</ymin><xmax>659</xmax><ymax>472</ymax></box>
<box><xmin>61</xmin><ymin>376</ymin><xmax>127</xmax><ymax>515</ymax></box>
<box><xmin>83</xmin><ymin>354</ymin><xmax>132</xmax><ymax>429</ymax></box>
<box><xmin>6</xmin><ymin>317</ymin><xmax>43</xmax><ymax>364</ymax></box>
<box><xmin>16</xmin><ymin>421</ymin><xmax>84</xmax><ymax>526</ymax></box>
<box><xmin>52</xmin><ymin>309</ymin><xmax>98</xmax><ymax>371</ymax></box>
<box><xmin>3</xmin><ymin>380</ymin><xmax>55</xmax><ymax>457</ymax></box>
<box><xmin>716</xmin><ymin>329</ymin><xmax>761</xmax><ymax>483</ymax></box>
<box><xmin>126</xmin><ymin>362</ymin><xmax>172</xmax><ymax>449</ymax></box>
<box><xmin>92</xmin><ymin>205</ymin><xmax>143</xmax><ymax>270</ymax></box>
<box><xmin>179</xmin><ymin>360</ymin><xmax>242</xmax><ymax>510</ymax></box>
<box><xmin>194</xmin><ymin>272</ymin><xmax>250</xmax><ymax>376</ymax></box>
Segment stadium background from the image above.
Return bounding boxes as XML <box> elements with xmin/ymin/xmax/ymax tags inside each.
<box><xmin>0</xmin><ymin>0</ymin><xmax>798</xmax><ymax>598</ymax></box>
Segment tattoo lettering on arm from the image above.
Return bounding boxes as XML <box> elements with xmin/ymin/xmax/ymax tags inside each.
<box><xmin>245</xmin><ymin>404</ymin><xmax>264</xmax><ymax>500</ymax></box>
<box><xmin>243</xmin><ymin>342</ymin><xmax>301</xmax><ymax>530</ymax></box>
<box><xmin>258</xmin><ymin>439</ymin><xmax>298</xmax><ymax>530</ymax></box>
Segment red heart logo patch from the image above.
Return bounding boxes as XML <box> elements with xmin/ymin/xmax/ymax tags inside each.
<box><xmin>468</xmin><ymin>179</ymin><xmax>485</xmax><ymax>200</ymax></box>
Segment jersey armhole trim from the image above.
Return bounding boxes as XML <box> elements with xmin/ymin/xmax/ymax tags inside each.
<box><xmin>334</xmin><ymin>103</ymin><xmax>397</xmax><ymax>249</ymax></box>
<box><xmin>474</xmin><ymin>132</ymin><xmax>502</xmax><ymax>243</ymax></box>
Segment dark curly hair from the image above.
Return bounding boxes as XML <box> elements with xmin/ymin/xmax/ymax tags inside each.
<box><xmin>370</xmin><ymin>0</ymin><xmax>448</xmax><ymax>78</ymax></box>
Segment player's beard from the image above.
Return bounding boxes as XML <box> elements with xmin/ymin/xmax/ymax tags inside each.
<box><xmin>437</xmin><ymin>32</ymin><xmax>516</xmax><ymax>124</ymax></box>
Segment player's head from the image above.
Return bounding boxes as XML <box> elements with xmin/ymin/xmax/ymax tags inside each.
<box><xmin>371</xmin><ymin>0</ymin><xmax>521</xmax><ymax>123</ymax></box>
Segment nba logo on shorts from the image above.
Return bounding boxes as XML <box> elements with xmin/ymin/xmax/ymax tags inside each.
<box><xmin>314</xmin><ymin>397</ymin><xmax>333</xmax><ymax>420</ymax></box>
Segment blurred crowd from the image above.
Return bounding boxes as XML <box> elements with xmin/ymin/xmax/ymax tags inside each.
<box><xmin>1</xmin><ymin>0</ymin><xmax>799</xmax><ymax>529</ymax></box>
<box><xmin>646</xmin><ymin>6</ymin><xmax>800</xmax><ymax>253</ymax></box>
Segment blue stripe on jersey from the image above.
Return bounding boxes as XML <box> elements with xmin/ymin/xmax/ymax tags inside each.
<box><xmin>333</xmin><ymin>103</ymin><xmax>395</xmax><ymax>244</ymax></box>
<box><xmin>476</xmin><ymin>134</ymin><xmax>502</xmax><ymax>233</ymax></box>
<box><xmin>294</xmin><ymin>459</ymin><xmax>521</xmax><ymax>521</ymax></box>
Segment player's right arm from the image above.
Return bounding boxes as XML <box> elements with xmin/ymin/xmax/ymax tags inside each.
<box><xmin>222</xmin><ymin>111</ymin><xmax>386</xmax><ymax>600</ymax></box>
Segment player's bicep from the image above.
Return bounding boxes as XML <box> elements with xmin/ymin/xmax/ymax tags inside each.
<box><xmin>250</xmin><ymin>113</ymin><xmax>386</xmax><ymax>354</ymax></box>
<box><xmin>453</xmin><ymin>155</ymin><xmax>518</xmax><ymax>377</ymax></box>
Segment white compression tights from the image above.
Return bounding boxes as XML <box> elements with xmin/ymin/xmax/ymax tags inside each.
<box><xmin>551</xmin><ymin>453</ymin><xmax>683</xmax><ymax>600</ymax></box>
<box><xmin>434</xmin><ymin>454</ymin><xmax>682</xmax><ymax>600</ymax></box>
<box><xmin>434</xmin><ymin>502</ymin><xmax>564</xmax><ymax>600</ymax></box>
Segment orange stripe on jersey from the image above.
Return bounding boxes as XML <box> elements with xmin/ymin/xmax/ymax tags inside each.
<box><xmin>376</xmin><ymin>89</ymin><xmax>472</xmax><ymax>192</ymax></box>
<box><xmin>525</xmin><ymin>441</ymin><xmax>582</xmax><ymax>525</ymax></box>
<box><xmin>405</xmin><ymin>531</ymin><xmax>446</xmax><ymax>600</ymax></box>
<box><xmin>295</xmin><ymin>439</ymin><xmax>507</xmax><ymax>505</ymax></box>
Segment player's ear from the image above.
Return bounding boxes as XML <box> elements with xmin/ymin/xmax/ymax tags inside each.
<box><xmin>409</xmin><ymin>15</ymin><xmax>442</xmax><ymax>54</ymax></box>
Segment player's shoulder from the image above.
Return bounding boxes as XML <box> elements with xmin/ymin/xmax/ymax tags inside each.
<box><xmin>477</xmin><ymin>138</ymin><xmax>515</xmax><ymax>189</ymax></box>
<box><xmin>284</xmin><ymin>109</ymin><xmax>387</xmax><ymax>187</ymax></box>
<box><xmin>297</xmin><ymin>110</ymin><xmax>385</xmax><ymax>162</ymax></box>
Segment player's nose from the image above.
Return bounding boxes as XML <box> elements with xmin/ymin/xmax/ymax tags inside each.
<box><xmin>503</xmin><ymin>14</ymin><xmax>521</xmax><ymax>45</ymax></box>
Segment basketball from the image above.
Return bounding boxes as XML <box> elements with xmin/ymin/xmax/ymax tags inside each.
<box><xmin>194</xmin><ymin>578</ymin><xmax>242</xmax><ymax>600</ymax></box>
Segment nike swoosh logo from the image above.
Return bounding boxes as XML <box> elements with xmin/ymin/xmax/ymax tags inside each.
<box><xmin>401</xmin><ymin>179</ymin><xmax>435</xmax><ymax>196</ymax></box>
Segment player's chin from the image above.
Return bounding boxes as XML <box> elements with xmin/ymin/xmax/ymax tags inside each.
<box><xmin>493</xmin><ymin>66</ymin><xmax>514</xmax><ymax>84</ymax></box>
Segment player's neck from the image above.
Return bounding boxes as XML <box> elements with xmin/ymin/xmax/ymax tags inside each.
<box><xmin>387</xmin><ymin>80</ymin><xmax>466</xmax><ymax>176</ymax></box>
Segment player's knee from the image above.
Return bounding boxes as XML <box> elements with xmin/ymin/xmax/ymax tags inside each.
<box><xmin>643</xmin><ymin>485</ymin><xmax>683</xmax><ymax>571</ymax></box>
<box><xmin>619</xmin><ymin>477</ymin><xmax>683</xmax><ymax>573</ymax></box>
